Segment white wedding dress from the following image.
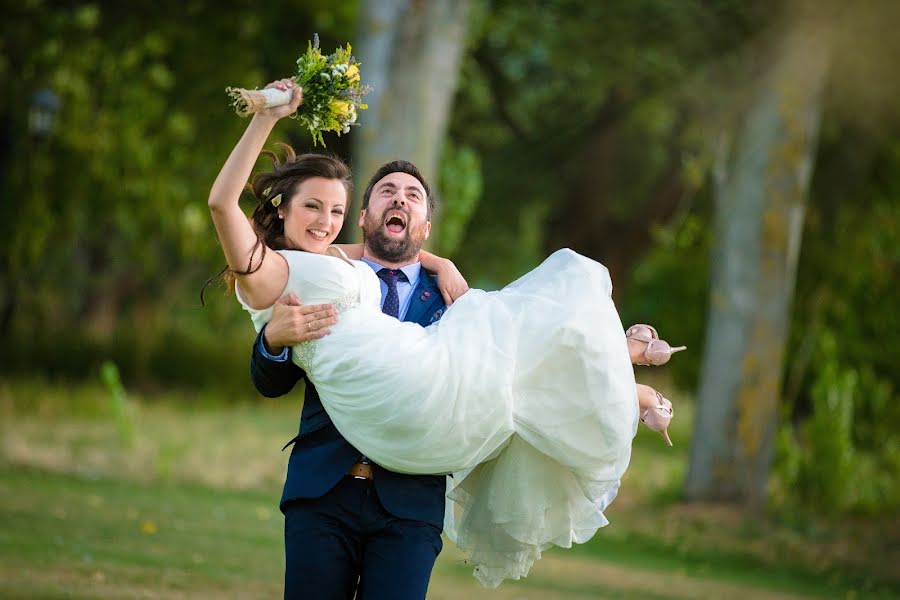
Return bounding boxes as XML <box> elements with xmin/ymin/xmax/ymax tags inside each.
<box><xmin>238</xmin><ymin>248</ymin><xmax>638</xmax><ymax>587</ymax></box>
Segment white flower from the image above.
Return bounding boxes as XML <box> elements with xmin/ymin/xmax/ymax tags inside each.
<box><xmin>321</xmin><ymin>72</ymin><xmax>331</xmax><ymax>81</ymax></box>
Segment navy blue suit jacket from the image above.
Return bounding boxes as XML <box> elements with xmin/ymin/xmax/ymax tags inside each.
<box><xmin>251</xmin><ymin>270</ymin><xmax>449</xmax><ymax>528</ymax></box>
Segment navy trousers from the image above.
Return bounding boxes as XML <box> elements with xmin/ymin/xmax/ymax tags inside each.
<box><xmin>283</xmin><ymin>476</ymin><xmax>443</xmax><ymax>599</ymax></box>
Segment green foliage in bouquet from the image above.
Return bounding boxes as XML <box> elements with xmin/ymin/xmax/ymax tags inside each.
<box><xmin>293</xmin><ymin>34</ymin><xmax>370</xmax><ymax>147</ymax></box>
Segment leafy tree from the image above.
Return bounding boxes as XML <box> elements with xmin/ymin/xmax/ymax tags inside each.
<box><xmin>448</xmin><ymin>0</ymin><xmax>770</xmax><ymax>288</ymax></box>
<box><xmin>0</xmin><ymin>2</ymin><xmax>353</xmax><ymax>384</ymax></box>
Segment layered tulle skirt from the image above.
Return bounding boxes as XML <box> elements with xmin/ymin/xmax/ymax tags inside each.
<box><xmin>292</xmin><ymin>249</ymin><xmax>638</xmax><ymax>586</ymax></box>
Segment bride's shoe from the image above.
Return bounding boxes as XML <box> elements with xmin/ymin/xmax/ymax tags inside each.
<box><xmin>638</xmin><ymin>386</ymin><xmax>674</xmax><ymax>446</ymax></box>
<box><xmin>626</xmin><ymin>324</ymin><xmax>686</xmax><ymax>366</ymax></box>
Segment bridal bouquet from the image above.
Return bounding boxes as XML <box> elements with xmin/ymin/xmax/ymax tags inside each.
<box><xmin>226</xmin><ymin>35</ymin><xmax>371</xmax><ymax>146</ymax></box>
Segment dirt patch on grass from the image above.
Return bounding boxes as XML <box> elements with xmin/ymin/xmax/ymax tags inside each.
<box><xmin>431</xmin><ymin>545</ymin><xmax>817</xmax><ymax>600</ymax></box>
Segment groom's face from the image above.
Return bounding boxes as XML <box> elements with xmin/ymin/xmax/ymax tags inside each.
<box><xmin>360</xmin><ymin>172</ymin><xmax>431</xmax><ymax>263</ymax></box>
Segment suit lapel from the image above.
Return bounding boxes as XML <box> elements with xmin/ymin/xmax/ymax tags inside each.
<box><xmin>404</xmin><ymin>273</ymin><xmax>446</xmax><ymax>326</ymax></box>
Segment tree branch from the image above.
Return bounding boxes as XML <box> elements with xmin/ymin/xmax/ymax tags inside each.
<box><xmin>471</xmin><ymin>41</ymin><xmax>529</xmax><ymax>141</ymax></box>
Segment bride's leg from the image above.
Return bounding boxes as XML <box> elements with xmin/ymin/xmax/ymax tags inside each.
<box><xmin>627</xmin><ymin>338</ymin><xmax>649</xmax><ymax>365</ymax></box>
<box><xmin>636</xmin><ymin>383</ymin><xmax>661</xmax><ymax>412</ymax></box>
<box><xmin>625</xmin><ymin>324</ymin><xmax>686</xmax><ymax>366</ymax></box>
<box><xmin>635</xmin><ymin>383</ymin><xmax>674</xmax><ymax>446</ymax></box>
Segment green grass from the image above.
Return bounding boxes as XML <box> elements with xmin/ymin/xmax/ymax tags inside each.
<box><xmin>0</xmin><ymin>466</ymin><xmax>284</xmax><ymax>599</ymax></box>
<box><xmin>10</xmin><ymin>464</ymin><xmax>891</xmax><ymax>600</ymax></box>
<box><xmin>1</xmin><ymin>378</ymin><xmax>899</xmax><ymax>599</ymax></box>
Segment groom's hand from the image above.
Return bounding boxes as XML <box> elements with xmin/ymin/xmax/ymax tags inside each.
<box><xmin>262</xmin><ymin>294</ymin><xmax>337</xmax><ymax>354</ymax></box>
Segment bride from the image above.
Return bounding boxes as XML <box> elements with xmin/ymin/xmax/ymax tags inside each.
<box><xmin>209</xmin><ymin>80</ymin><xmax>680</xmax><ymax>587</ymax></box>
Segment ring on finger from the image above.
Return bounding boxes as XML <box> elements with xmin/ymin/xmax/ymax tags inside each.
<box><xmin>307</xmin><ymin>321</ymin><xmax>313</xmax><ymax>331</ymax></box>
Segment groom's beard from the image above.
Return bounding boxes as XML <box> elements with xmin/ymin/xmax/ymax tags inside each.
<box><xmin>362</xmin><ymin>208</ymin><xmax>428</xmax><ymax>263</ymax></box>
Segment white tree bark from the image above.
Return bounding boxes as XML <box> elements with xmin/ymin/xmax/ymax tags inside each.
<box><xmin>349</xmin><ymin>0</ymin><xmax>472</xmax><ymax>241</ymax></box>
<box><xmin>685</xmin><ymin>24</ymin><xmax>830</xmax><ymax>507</ymax></box>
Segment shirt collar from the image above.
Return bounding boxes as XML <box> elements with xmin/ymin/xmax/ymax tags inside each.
<box><xmin>361</xmin><ymin>257</ymin><xmax>422</xmax><ymax>286</ymax></box>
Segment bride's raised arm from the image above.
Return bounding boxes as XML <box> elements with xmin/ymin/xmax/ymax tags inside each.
<box><xmin>208</xmin><ymin>78</ymin><xmax>302</xmax><ymax>310</ymax></box>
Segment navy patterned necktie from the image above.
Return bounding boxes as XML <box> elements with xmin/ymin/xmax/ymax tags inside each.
<box><xmin>377</xmin><ymin>268</ymin><xmax>408</xmax><ymax>318</ymax></box>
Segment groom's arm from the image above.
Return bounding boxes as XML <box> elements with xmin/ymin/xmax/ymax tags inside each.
<box><xmin>251</xmin><ymin>327</ymin><xmax>302</xmax><ymax>397</ymax></box>
<box><xmin>250</xmin><ymin>296</ymin><xmax>337</xmax><ymax>397</ymax></box>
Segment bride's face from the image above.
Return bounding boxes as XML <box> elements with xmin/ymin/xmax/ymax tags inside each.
<box><xmin>279</xmin><ymin>177</ymin><xmax>347</xmax><ymax>253</ymax></box>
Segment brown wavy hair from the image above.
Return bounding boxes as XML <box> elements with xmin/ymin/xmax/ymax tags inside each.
<box><xmin>202</xmin><ymin>144</ymin><xmax>352</xmax><ymax>304</ymax></box>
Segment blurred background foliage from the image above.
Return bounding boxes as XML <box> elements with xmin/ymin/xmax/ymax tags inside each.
<box><xmin>1</xmin><ymin>0</ymin><xmax>897</xmax><ymax>520</ymax></box>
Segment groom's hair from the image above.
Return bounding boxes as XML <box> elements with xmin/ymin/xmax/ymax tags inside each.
<box><xmin>361</xmin><ymin>160</ymin><xmax>435</xmax><ymax>220</ymax></box>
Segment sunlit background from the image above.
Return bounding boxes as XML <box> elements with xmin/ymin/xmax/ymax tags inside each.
<box><xmin>1</xmin><ymin>1</ymin><xmax>898</xmax><ymax>598</ymax></box>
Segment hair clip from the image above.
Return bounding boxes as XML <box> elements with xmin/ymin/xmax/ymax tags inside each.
<box><xmin>270</xmin><ymin>193</ymin><xmax>282</xmax><ymax>208</ymax></box>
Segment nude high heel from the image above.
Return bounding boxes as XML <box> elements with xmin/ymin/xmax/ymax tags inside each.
<box><xmin>626</xmin><ymin>324</ymin><xmax>686</xmax><ymax>366</ymax></box>
<box><xmin>640</xmin><ymin>389</ymin><xmax>673</xmax><ymax>447</ymax></box>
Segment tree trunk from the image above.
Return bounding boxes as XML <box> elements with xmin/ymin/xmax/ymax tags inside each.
<box><xmin>685</xmin><ymin>24</ymin><xmax>829</xmax><ymax>508</ymax></box>
<box><xmin>348</xmin><ymin>0</ymin><xmax>471</xmax><ymax>242</ymax></box>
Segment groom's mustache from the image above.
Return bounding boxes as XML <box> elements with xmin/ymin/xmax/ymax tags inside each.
<box><xmin>364</xmin><ymin>206</ymin><xmax>424</xmax><ymax>263</ymax></box>
<box><xmin>380</xmin><ymin>207</ymin><xmax>410</xmax><ymax>229</ymax></box>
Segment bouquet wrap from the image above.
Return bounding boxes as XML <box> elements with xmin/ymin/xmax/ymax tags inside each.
<box><xmin>226</xmin><ymin>34</ymin><xmax>370</xmax><ymax>146</ymax></box>
<box><xmin>225</xmin><ymin>87</ymin><xmax>294</xmax><ymax>116</ymax></box>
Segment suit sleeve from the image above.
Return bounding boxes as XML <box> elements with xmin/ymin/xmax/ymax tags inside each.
<box><xmin>250</xmin><ymin>328</ymin><xmax>304</xmax><ymax>397</ymax></box>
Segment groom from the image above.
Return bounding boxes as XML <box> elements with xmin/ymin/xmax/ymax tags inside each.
<box><xmin>250</xmin><ymin>160</ymin><xmax>449</xmax><ymax>599</ymax></box>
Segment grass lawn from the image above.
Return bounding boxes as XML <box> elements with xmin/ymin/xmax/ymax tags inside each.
<box><xmin>1</xmin><ymin>378</ymin><xmax>898</xmax><ymax>598</ymax></box>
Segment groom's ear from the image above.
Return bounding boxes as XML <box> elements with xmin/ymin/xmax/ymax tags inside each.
<box><xmin>358</xmin><ymin>208</ymin><xmax>366</xmax><ymax>228</ymax></box>
<box><xmin>423</xmin><ymin>220</ymin><xmax>431</xmax><ymax>240</ymax></box>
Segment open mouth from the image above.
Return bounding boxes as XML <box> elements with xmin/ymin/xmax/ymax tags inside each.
<box><xmin>384</xmin><ymin>211</ymin><xmax>407</xmax><ymax>234</ymax></box>
<box><xmin>307</xmin><ymin>229</ymin><xmax>328</xmax><ymax>240</ymax></box>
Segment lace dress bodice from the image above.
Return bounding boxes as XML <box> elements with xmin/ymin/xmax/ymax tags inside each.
<box><xmin>238</xmin><ymin>250</ymin><xmax>383</xmax><ymax>335</ymax></box>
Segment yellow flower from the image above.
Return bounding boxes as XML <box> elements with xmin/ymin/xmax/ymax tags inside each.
<box><xmin>140</xmin><ymin>520</ymin><xmax>158</xmax><ymax>535</ymax></box>
<box><xmin>330</xmin><ymin>100</ymin><xmax>352</xmax><ymax>117</ymax></box>
<box><xmin>345</xmin><ymin>64</ymin><xmax>360</xmax><ymax>82</ymax></box>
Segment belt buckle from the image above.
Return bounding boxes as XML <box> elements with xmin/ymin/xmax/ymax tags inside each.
<box><xmin>349</xmin><ymin>462</ymin><xmax>373</xmax><ymax>481</ymax></box>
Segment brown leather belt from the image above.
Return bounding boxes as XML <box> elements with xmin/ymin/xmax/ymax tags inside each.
<box><xmin>347</xmin><ymin>462</ymin><xmax>374</xmax><ymax>480</ymax></box>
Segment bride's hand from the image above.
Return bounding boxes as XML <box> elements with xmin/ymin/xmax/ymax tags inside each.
<box><xmin>255</xmin><ymin>78</ymin><xmax>303</xmax><ymax>122</ymax></box>
<box><xmin>436</xmin><ymin>259</ymin><xmax>470</xmax><ymax>305</ymax></box>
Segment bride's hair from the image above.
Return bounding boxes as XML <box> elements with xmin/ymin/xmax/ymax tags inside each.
<box><xmin>246</xmin><ymin>143</ymin><xmax>352</xmax><ymax>251</ymax></box>
<box><xmin>202</xmin><ymin>144</ymin><xmax>352</xmax><ymax>304</ymax></box>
